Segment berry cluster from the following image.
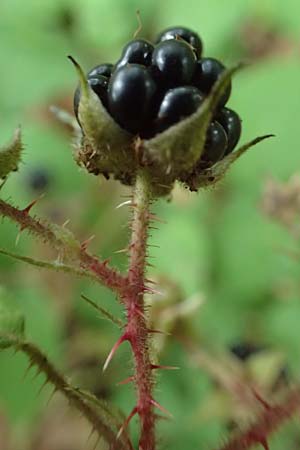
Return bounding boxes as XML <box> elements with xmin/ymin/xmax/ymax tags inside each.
<box><xmin>74</xmin><ymin>26</ymin><xmax>242</xmax><ymax>169</ymax></box>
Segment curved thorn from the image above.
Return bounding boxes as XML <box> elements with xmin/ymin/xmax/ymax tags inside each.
<box><xmin>144</xmin><ymin>278</ymin><xmax>157</xmax><ymax>285</ymax></box>
<box><xmin>85</xmin><ymin>426</ymin><xmax>96</xmax><ymax>446</ymax></box>
<box><xmin>117</xmin><ymin>376</ymin><xmax>135</xmax><ymax>386</ymax></box>
<box><xmin>102</xmin><ymin>334</ymin><xmax>128</xmax><ymax>372</ymax></box>
<box><xmin>148</xmin><ymin>328</ymin><xmax>171</xmax><ymax>336</ymax></box>
<box><xmin>46</xmin><ymin>387</ymin><xmax>57</xmax><ymax>406</ymax></box>
<box><xmin>150</xmin><ymin>398</ymin><xmax>173</xmax><ymax>418</ymax></box>
<box><xmin>114</xmin><ymin>247</ymin><xmax>129</xmax><ymax>254</ymax></box>
<box><xmin>151</xmin><ymin>364</ymin><xmax>180</xmax><ymax>371</ymax></box>
<box><xmin>117</xmin><ymin>407</ymin><xmax>138</xmax><ymax>440</ymax></box>
<box><xmin>81</xmin><ymin>235</ymin><xmax>95</xmax><ymax>251</ymax></box>
<box><xmin>22</xmin><ymin>195</ymin><xmax>43</xmax><ymax>215</ymax></box>
<box><xmin>36</xmin><ymin>379</ymin><xmax>48</xmax><ymax>397</ymax></box>
<box><xmin>143</xmin><ymin>286</ymin><xmax>164</xmax><ymax>296</ymax></box>
<box><xmin>116</xmin><ymin>200</ymin><xmax>134</xmax><ymax>209</ymax></box>
<box><xmin>148</xmin><ymin>213</ymin><xmax>166</xmax><ymax>224</ymax></box>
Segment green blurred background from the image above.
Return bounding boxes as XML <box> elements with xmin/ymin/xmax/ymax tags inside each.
<box><xmin>1</xmin><ymin>0</ymin><xmax>300</xmax><ymax>449</ymax></box>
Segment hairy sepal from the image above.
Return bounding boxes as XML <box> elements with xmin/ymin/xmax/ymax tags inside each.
<box><xmin>183</xmin><ymin>134</ymin><xmax>274</xmax><ymax>191</ymax></box>
<box><xmin>0</xmin><ymin>127</ymin><xmax>23</xmax><ymax>181</ymax></box>
<box><xmin>69</xmin><ymin>57</ymin><xmax>137</xmax><ymax>180</ymax></box>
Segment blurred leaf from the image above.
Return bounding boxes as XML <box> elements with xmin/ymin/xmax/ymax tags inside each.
<box><xmin>0</xmin><ymin>302</ymin><xmax>25</xmax><ymax>349</ymax></box>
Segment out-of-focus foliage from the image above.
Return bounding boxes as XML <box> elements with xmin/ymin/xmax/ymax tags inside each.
<box><xmin>1</xmin><ymin>1</ymin><xmax>300</xmax><ymax>449</ymax></box>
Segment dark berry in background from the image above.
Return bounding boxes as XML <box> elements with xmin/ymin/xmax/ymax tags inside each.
<box><xmin>26</xmin><ymin>168</ymin><xmax>51</xmax><ymax>193</ymax></box>
<box><xmin>88</xmin><ymin>63</ymin><xmax>114</xmax><ymax>79</ymax></box>
<box><xmin>193</xmin><ymin>57</ymin><xmax>232</xmax><ymax>108</ymax></box>
<box><xmin>156</xmin><ymin>26</ymin><xmax>203</xmax><ymax>58</ymax></box>
<box><xmin>156</xmin><ymin>86</ymin><xmax>203</xmax><ymax>133</ymax></box>
<box><xmin>201</xmin><ymin>121</ymin><xmax>227</xmax><ymax>165</ymax></box>
<box><xmin>108</xmin><ymin>64</ymin><xmax>157</xmax><ymax>134</ymax></box>
<box><xmin>152</xmin><ymin>40</ymin><xmax>196</xmax><ymax>87</ymax></box>
<box><xmin>217</xmin><ymin>108</ymin><xmax>242</xmax><ymax>155</ymax></box>
<box><xmin>230</xmin><ymin>343</ymin><xmax>262</xmax><ymax>361</ymax></box>
<box><xmin>115</xmin><ymin>39</ymin><xmax>154</xmax><ymax>71</ymax></box>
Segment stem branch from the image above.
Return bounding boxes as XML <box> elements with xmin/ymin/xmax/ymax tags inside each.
<box><xmin>217</xmin><ymin>387</ymin><xmax>300</xmax><ymax>450</ymax></box>
<box><xmin>0</xmin><ymin>198</ymin><xmax>126</xmax><ymax>293</ymax></box>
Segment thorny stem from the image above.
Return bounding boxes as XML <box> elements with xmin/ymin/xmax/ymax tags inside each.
<box><xmin>0</xmin><ymin>198</ymin><xmax>126</xmax><ymax>294</ymax></box>
<box><xmin>0</xmin><ymin>175</ymin><xmax>159</xmax><ymax>448</ymax></box>
<box><xmin>123</xmin><ymin>171</ymin><xmax>156</xmax><ymax>450</ymax></box>
<box><xmin>8</xmin><ymin>337</ymin><xmax>131</xmax><ymax>450</ymax></box>
<box><xmin>179</xmin><ymin>334</ymin><xmax>300</xmax><ymax>450</ymax></box>
<box><xmin>217</xmin><ymin>386</ymin><xmax>300</xmax><ymax>450</ymax></box>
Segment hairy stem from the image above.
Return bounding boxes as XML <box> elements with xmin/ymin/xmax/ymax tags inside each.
<box><xmin>6</xmin><ymin>336</ymin><xmax>131</xmax><ymax>450</ymax></box>
<box><xmin>0</xmin><ymin>198</ymin><xmax>126</xmax><ymax>293</ymax></box>
<box><xmin>125</xmin><ymin>172</ymin><xmax>156</xmax><ymax>450</ymax></box>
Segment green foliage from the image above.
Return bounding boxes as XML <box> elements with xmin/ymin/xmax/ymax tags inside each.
<box><xmin>0</xmin><ymin>301</ymin><xmax>25</xmax><ymax>349</ymax></box>
<box><xmin>1</xmin><ymin>0</ymin><xmax>300</xmax><ymax>449</ymax></box>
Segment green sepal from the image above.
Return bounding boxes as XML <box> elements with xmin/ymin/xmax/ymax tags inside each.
<box><xmin>183</xmin><ymin>134</ymin><xmax>274</xmax><ymax>191</ymax></box>
<box><xmin>0</xmin><ymin>127</ymin><xmax>23</xmax><ymax>181</ymax></box>
<box><xmin>68</xmin><ymin>56</ymin><xmax>137</xmax><ymax>181</ymax></box>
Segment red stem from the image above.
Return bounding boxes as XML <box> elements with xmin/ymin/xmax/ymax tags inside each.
<box><xmin>123</xmin><ymin>172</ymin><xmax>156</xmax><ymax>450</ymax></box>
<box><xmin>0</xmin><ymin>198</ymin><xmax>126</xmax><ymax>294</ymax></box>
<box><xmin>217</xmin><ymin>387</ymin><xmax>300</xmax><ymax>450</ymax></box>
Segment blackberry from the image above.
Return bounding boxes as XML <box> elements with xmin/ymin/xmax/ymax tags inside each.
<box><xmin>193</xmin><ymin>57</ymin><xmax>231</xmax><ymax>107</ymax></box>
<box><xmin>89</xmin><ymin>77</ymin><xmax>109</xmax><ymax>105</ymax></box>
<box><xmin>115</xmin><ymin>39</ymin><xmax>154</xmax><ymax>71</ymax></box>
<box><xmin>108</xmin><ymin>64</ymin><xmax>157</xmax><ymax>134</ymax></box>
<box><xmin>217</xmin><ymin>108</ymin><xmax>242</xmax><ymax>154</ymax></box>
<box><xmin>156</xmin><ymin>26</ymin><xmax>203</xmax><ymax>58</ymax></box>
<box><xmin>152</xmin><ymin>40</ymin><xmax>196</xmax><ymax>87</ymax></box>
<box><xmin>156</xmin><ymin>86</ymin><xmax>203</xmax><ymax>133</ymax></box>
<box><xmin>201</xmin><ymin>121</ymin><xmax>227</xmax><ymax>165</ymax></box>
<box><xmin>88</xmin><ymin>63</ymin><xmax>114</xmax><ymax>79</ymax></box>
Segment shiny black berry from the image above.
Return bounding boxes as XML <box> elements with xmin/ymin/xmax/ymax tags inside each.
<box><xmin>193</xmin><ymin>57</ymin><xmax>232</xmax><ymax>108</ymax></box>
<box><xmin>73</xmin><ymin>75</ymin><xmax>109</xmax><ymax>121</ymax></box>
<box><xmin>115</xmin><ymin>39</ymin><xmax>154</xmax><ymax>71</ymax></box>
<box><xmin>155</xmin><ymin>86</ymin><xmax>203</xmax><ymax>133</ymax></box>
<box><xmin>108</xmin><ymin>64</ymin><xmax>157</xmax><ymax>134</ymax></box>
<box><xmin>156</xmin><ymin>26</ymin><xmax>203</xmax><ymax>58</ymax></box>
<box><xmin>217</xmin><ymin>107</ymin><xmax>242</xmax><ymax>155</ymax></box>
<box><xmin>89</xmin><ymin>77</ymin><xmax>109</xmax><ymax>105</ymax></box>
<box><xmin>201</xmin><ymin>121</ymin><xmax>227</xmax><ymax>165</ymax></box>
<box><xmin>88</xmin><ymin>63</ymin><xmax>114</xmax><ymax>79</ymax></box>
<box><xmin>151</xmin><ymin>40</ymin><xmax>196</xmax><ymax>87</ymax></box>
